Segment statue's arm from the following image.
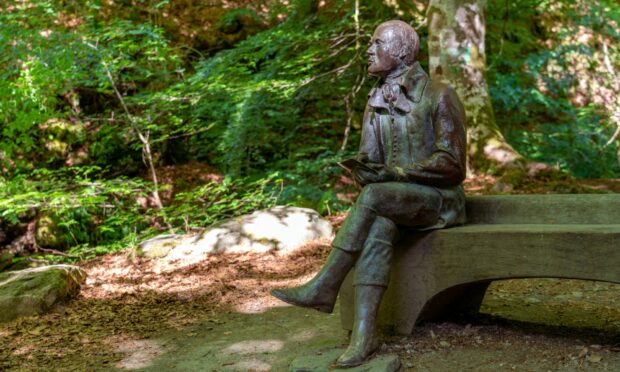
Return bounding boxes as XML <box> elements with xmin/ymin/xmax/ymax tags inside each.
<box><xmin>400</xmin><ymin>86</ymin><xmax>467</xmax><ymax>187</ymax></box>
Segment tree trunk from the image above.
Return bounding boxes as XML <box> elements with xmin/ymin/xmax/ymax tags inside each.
<box><xmin>427</xmin><ymin>0</ymin><xmax>524</xmax><ymax>173</ymax></box>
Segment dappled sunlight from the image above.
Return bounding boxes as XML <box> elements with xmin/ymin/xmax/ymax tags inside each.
<box><xmin>113</xmin><ymin>338</ymin><xmax>167</xmax><ymax>370</ymax></box>
<box><xmin>145</xmin><ymin>209</ymin><xmax>333</xmax><ymax>272</ymax></box>
<box><xmin>288</xmin><ymin>329</ymin><xmax>318</xmax><ymax>342</ymax></box>
<box><xmin>462</xmin><ymin>173</ymin><xmax>603</xmax><ymax>195</ymax></box>
<box><xmin>234</xmin><ymin>293</ymin><xmax>291</xmax><ymax>314</ymax></box>
<box><xmin>12</xmin><ymin>344</ymin><xmax>34</xmax><ymax>356</ymax></box>
<box><xmin>2</xmin><ymin>0</ymin><xmax>620</xmax><ymax>370</ymax></box>
<box><xmin>225</xmin><ymin>359</ymin><xmax>272</xmax><ymax>371</ymax></box>
<box><xmin>0</xmin><ymin>239</ymin><xmax>333</xmax><ymax>369</ymax></box>
<box><xmin>481</xmin><ymin>278</ymin><xmax>620</xmax><ymax>333</ymax></box>
<box><xmin>224</xmin><ymin>339</ymin><xmax>285</xmax><ymax>354</ymax></box>
<box><xmin>81</xmin><ymin>239</ymin><xmax>330</xmax><ymax>303</ymax></box>
<box><xmin>138</xmin><ymin>303</ymin><xmax>346</xmax><ymax>370</ymax></box>
<box><xmin>234</xmin><ymin>272</ymin><xmax>316</xmax><ymax>314</ymax></box>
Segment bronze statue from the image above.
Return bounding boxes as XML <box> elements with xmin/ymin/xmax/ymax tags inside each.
<box><xmin>272</xmin><ymin>20</ymin><xmax>466</xmax><ymax>367</ymax></box>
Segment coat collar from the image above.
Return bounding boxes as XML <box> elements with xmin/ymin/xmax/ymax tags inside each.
<box><xmin>398</xmin><ymin>62</ymin><xmax>428</xmax><ymax>104</ymax></box>
<box><xmin>367</xmin><ymin>62</ymin><xmax>428</xmax><ymax>113</ymax></box>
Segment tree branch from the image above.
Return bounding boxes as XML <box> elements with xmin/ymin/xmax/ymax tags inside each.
<box><xmin>86</xmin><ymin>41</ymin><xmax>174</xmax><ymax>234</ymax></box>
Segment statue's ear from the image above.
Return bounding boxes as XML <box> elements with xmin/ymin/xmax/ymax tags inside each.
<box><xmin>397</xmin><ymin>45</ymin><xmax>413</xmax><ymax>65</ymax></box>
<box><xmin>399</xmin><ymin>46</ymin><xmax>408</xmax><ymax>60</ymax></box>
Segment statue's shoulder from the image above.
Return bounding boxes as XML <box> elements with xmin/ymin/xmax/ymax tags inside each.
<box><xmin>426</xmin><ymin>77</ymin><xmax>456</xmax><ymax>96</ymax></box>
<box><xmin>425</xmin><ymin>77</ymin><xmax>461</xmax><ymax>106</ymax></box>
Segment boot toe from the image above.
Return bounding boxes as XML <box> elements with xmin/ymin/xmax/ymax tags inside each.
<box><xmin>335</xmin><ymin>338</ymin><xmax>378</xmax><ymax>367</ymax></box>
<box><xmin>270</xmin><ymin>288</ymin><xmax>296</xmax><ymax>305</ymax></box>
<box><xmin>335</xmin><ymin>350</ymin><xmax>369</xmax><ymax>368</ymax></box>
<box><xmin>270</xmin><ymin>288</ymin><xmax>334</xmax><ymax>313</ymax></box>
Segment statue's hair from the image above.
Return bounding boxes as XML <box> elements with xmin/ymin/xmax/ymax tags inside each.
<box><xmin>378</xmin><ymin>20</ymin><xmax>419</xmax><ymax>66</ymax></box>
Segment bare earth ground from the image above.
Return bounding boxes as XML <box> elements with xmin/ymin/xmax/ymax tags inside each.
<box><xmin>1</xmin><ymin>177</ymin><xmax>620</xmax><ymax>371</ymax></box>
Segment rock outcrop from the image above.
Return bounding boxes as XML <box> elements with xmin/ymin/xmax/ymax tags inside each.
<box><xmin>137</xmin><ymin>206</ymin><xmax>333</xmax><ymax>269</ymax></box>
<box><xmin>0</xmin><ymin>265</ymin><xmax>87</xmax><ymax>322</ymax></box>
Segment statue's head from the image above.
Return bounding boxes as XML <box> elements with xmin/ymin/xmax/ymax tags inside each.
<box><xmin>367</xmin><ymin>20</ymin><xmax>419</xmax><ymax>78</ymax></box>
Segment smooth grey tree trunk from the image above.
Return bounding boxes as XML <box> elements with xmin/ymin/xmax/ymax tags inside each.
<box><xmin>427</xmin><ymin>0</ymin><xmax>523</xmax><ymax>172</ymax></box>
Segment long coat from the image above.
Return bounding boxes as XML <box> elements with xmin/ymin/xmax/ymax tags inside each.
<box><xmin>357</xmin><ymin>62</ymin><xmax>467</xmax><ymax>229</ymax></box>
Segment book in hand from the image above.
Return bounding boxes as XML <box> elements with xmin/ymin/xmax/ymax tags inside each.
<box><xmin>337</xmin><ymin>158</ymin><xmax>379</xmax><ymax>174</ymax></box>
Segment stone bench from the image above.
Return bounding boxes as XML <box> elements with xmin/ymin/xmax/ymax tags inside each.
<box><xmin>340</xmin><ymin>194</ymin><xmax>620</xmax><ymax>335</ymax></box>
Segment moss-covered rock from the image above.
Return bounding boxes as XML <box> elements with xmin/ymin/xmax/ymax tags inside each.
<box><xmin>37</xmin><ymin>118</ymin><xmax>88</xmax><ymax>166</ymax></box>
<box><xmin>135</xmin><ymin>234</ymin><xmax>178</xmax><ymax>258</ymax></box>
<box><xmin>39</xmin><ymin>118</ymin><xmax>84</xmax><ymax>142</ymax></box>
<box><xmin>0</xmin><ymin>265</ymin><xmax>86</xmax><ymax>323</ymax></box>
<box><xmin>35</xmin><ymin>215</ymin><xmax>66</xmax><ymax>249</ymax></box>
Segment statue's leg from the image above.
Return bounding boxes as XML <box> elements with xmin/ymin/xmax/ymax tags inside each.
<box><xmin>357</xmin><ymin>182</ymin><xmax>441</xmax><ymax>227</ymax></box>
<box><xmin>337</xmin><ymin>182</ymin><xmax>442</xmax><ymax>366</ymax></box>
<box><xmin>271</xmin><ymin>202</ymin><xmax>376</xmax><ymax>313</ymax></box>
<box><xmin>270</xmin><ymin>247</ymin><xmax>355</xmax><ymax>313</ymax></box>
<box><xmin>337</xmin><ymin>216</ymin><xmax>398</xmax><ymax>367</ymax></box>
<box><xmin>353</xmin><ymin>217</ymin><xmax>399</xmax><ymax>288</ymax></box>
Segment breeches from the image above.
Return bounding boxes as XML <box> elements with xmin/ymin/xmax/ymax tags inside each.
<box><xmin>333</xmin><ymin>182</ymin><xmax>442</xmax><ymax>286</ymax></box>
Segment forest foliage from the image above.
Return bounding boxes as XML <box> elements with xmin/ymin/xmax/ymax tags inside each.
<box><xmin>0</xmin><ymin>0</ymin><xmax>619</xmax><ymax>263</ymax></box>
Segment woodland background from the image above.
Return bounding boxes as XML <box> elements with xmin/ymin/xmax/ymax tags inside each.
<box><xmin>1</xmin><ymin>0</ymin><xmax>619</xmax><ymax>266</ymax></box>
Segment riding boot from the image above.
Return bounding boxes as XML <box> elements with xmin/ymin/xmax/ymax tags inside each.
<box><xmin>335</xmin><ymin>217</ymin><xmax>395</xmax><ymax>366</ymax></box>
<box><xmin>271</xmin><ymin>203</ymin><xmax>376</xmax><ymax>313</ymax></box>
<box><xmin>336</xmin><ymin>284</ymin><xmax>386</xmax><ymax>367</ymax></box>
<box><xmin>270</xmin><ymin>247</ymin><xmax>355</xmax><ymax>313</ymax></box>
<box><xmin>353</xmin><ymin>215</ymin><xmax>397</xmax><ymax>288</ymax></box>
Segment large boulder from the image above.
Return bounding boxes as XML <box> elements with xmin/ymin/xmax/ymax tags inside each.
<box><xmin>137</xmin><ymin>206</ymin><xmax>333</xmax><ymax>268</ymax></box>
<box><xmin>0</xmin><ymin>265</ymin><xmax>86</xmax><ymax>323</ymax></box>
<box><xmin>136</xmin><ymin>234</ymin><xmax>179</xmax><ymax>259</ymax></box>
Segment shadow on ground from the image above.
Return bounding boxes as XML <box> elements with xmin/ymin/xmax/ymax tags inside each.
<box><xmin>139</xmin><ymin>304</ymin><xmax>345</xmax><ymax>371</ymax></box>
<box><xmin>3</xmin><ymin>247</ymin><xmax>620</xmax><ymax>371</ymax></box>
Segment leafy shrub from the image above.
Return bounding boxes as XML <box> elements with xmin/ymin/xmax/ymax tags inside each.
<box><xmin>0</xmin><ymin>1</ymin><xmax>184</xmax><ymax>175</ymax></box>
<box><xmin>487</xmin><ymin>0</ymin><xmax>620</xmax><ymax>177</ymax></box>
<box><xmin>0</xmin><ymin>167</ymin><xmax>291</xmax><ymax>261</ymax></box>
<box><xmin>165</xmin><ymin>174</ymin><xmax>284</xmax><ymax>230</ymax></box>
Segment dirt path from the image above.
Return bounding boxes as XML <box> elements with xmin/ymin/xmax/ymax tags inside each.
<box><xmin>140</xmin><ymin>305</ymin><xmax>345</xmax><ymax>371</ymax></box>
<box><xmin>2</xmin><ymin>244</ymin><xmax>620</xmax><ymax>371</ymax></box>
<box><xmin>112</xmin><ymin>292</ymin><xmax>620</xmax><ymax>371</ymax></box>
<box><xmin>121</xmin><ymin>279</ymin><xmax>620</xmax><ymax>371</ymax></box>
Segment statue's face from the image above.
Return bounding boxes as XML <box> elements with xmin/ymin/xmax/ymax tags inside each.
<box><xmin>367</xmin><ymin>25</ymin><xmax>400</xmax><ymax>78</ymax></box>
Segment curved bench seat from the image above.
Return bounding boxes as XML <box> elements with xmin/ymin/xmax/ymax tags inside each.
<box><xmin>339</xmin><ymin>195</ymin><xmax>620</xmax><ymax>335</ymax></box>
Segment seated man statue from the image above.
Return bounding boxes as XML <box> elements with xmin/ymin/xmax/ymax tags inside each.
<box><xmin>272</xmin><ymin>19</ymin><xmax>466</xmax><ymax>367</ymax></box>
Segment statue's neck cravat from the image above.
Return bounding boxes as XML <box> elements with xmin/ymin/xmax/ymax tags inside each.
<box><xmin>369</xmin><ymin>83</ymin><xmax>411</xmax><ymax>113</ymax></box>
<box><xmin>367</xmin><ymin>62</ymin><xmax>428</xmax><ymax>114</ymax></box>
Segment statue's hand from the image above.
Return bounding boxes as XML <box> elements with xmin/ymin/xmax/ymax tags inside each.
<box><xmin>353</xmin><ymin>163</ymin><xmax>397</xmax><ymax>185</ymax></box>
<box><xmin>353</xmin><ymin>167</ymin><xmax>378</xmax><ymax>185</ymax></box>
